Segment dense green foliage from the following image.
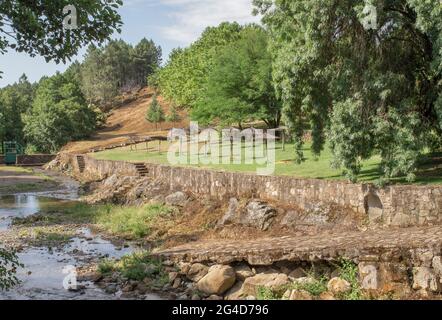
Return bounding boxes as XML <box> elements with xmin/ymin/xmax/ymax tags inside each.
<box><xmin>157</xmin><ymin>22</ymin><xmax>244</xmax><ymax>108</ymax></box>
<box><xmin>98</xmin><ymin>252</ymin><xmax>168</xmax><ymax>287</ymax></box>
<box><xmin>254</xmin><ymin>0</ymin><xmax>442</xmax><ymax>182</ymax></box>
<box><xmin>0</xmin><ymin>248</ymin><xmax>22</xmax><ymax>291</ymax></box>
<box><xmin>192</xmin><ymin>26</ymin><xmax>281</xmax><ymax>128</ymax></box>
<box><xmin>0</xmin><ymin>74</ymin><xmax>34</xmax><ymax>144</ymax></box>
<box><xmin>0</xmin><ymin>0</ymin><xmax>122</xmax><ymax>64</ymax></box>
<box><xmin>81</xmin><ymin>39</ymin><xmax>162</xmax><ymax>108</ymax></box>
<box><xmin>1</xmin><ymin>38</ymin><xmax>162</xmax><ymax>153</ymax></box>
<box><xmin>23</xmin><ymin>69</ymin><xmax>97</xmax><ymax>153</ymax></box>
<box><xmin>146</xmin><ymin>94</ymin><xmax>165</xmax><ymax>129</ymax></box>
<box><xmin>166</xmin><ymin>105</ymin><xmax>181</xmax><ymax>124</ymax></box>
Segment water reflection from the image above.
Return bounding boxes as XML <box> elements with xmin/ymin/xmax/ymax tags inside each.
<box><xmin>0</xmin><ymin>195</ymin><xmax>66</xmax><ymax>231</ymax></box>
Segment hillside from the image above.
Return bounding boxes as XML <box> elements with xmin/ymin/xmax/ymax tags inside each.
<box><xmin>62</xmin><ymin>87</ymin><xmax>189</xmax><ymax>154</ymax></box>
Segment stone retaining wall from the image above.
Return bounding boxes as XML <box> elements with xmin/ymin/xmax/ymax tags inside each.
<box><xmin>59</xmin><ymin>153</ymin><xmax>442</xmax><ymax>228</ymax></box>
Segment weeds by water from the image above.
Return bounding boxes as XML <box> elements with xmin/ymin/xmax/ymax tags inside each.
<box><xmin>256</xmin><ymin>259</ymin><xmax>363</xmax><ymax>301</ymax></box>
<box><xmin>334</xmin><ymin>258</ymin><xmax>363</xmax><ymax>300</ymax></box>
<box><xmin>95</xmin><ymin>204</ymin><xmax>175</xmax><ymax>239</ymax></box>
<box><xmin>256</xmin><ymin>287</ymin><xmax>280</xmax><ymax>300</ymax></box>
<box><xmin>98</xmin><ymin>252</ymin><xmax>169</xmax><ymax>288</ymax></box>
<box><xmin>16</xmin><ymin>202</ymin><xmax>176</xmax><ymax>240</ymax></box>
<box><xmin>292</xmin><ymin>274</ymin><xmax>328</xmax><ymax>297</ymax></box>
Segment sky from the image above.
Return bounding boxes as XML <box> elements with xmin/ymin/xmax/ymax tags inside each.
<box><xmin>0</xmin><ymin>0</ymin><xmax>260</xmax><ymax>88</ymax></box>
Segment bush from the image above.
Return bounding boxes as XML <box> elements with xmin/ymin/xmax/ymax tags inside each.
<box><xmin>335</xmin><ymin>259</ymin><xmax>363</xmax><ymax>300</ymax></box>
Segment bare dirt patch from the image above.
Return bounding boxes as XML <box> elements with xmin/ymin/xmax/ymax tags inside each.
<box><xmin>0</xmin><ymin>166</ymin><xmax>59</xmax><ymax>194</ymax></box>
<box><xmin>61</xmin><ymin>87</ymin><xmax>189</xmax><ymax>154</ymax></box>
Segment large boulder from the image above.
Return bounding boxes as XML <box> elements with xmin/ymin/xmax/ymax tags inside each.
<box><xmin>217</xmin><ymin>198</ymin><xmax>240</xmax><ymax>227</ymax></box>
<box><xmin>327</xmin><ymin>277</ymin><xmax>351</xmax><ymax>295</ymax></box>
<box><xmin>234</xmin><ymin>264</ymin><xmax>254</xmax><ymax>281</ymax></box>
<box><xmin>288</xmin><ymin>268</ymin><xmax>306</xmax><ymax>280</ymax></box>
<box><xmin>224</xmin><ymin>281</ymin><xmax>245</xmax><ymax>300</ymax></box>
<box><xmin>288</xmin><ymin>289</ymin><xmax>313</xmax><ymax>300</ymax></box>
<box><xmin>197</xmin><ymin>265</ymin><xmax>236</xmax><ymax>295</ymax></box>
<box><xmin>433</xmin><ymin>256</ymin><xmax>442</xmax><ymax>276</ymax></box>
<box><xmin>187</xmin><ymin>263</ymin><xmax>209</xmax><ymax>282</ymax></box>
<box><xmin>165</xmin><ymin>192</ymin><xmax>188</xmax><ymax>207</ymax></box>
<box><xmin>103</xmin><ymin>174</ymin><xmax>119</xmax><ymax>188</ymax></box>
<box><xmin>413</xmin><ymin>267</ymin><xmax>441</xmax><ymax>293</ymax></box>
<box><xmin>239</xmin><ymin>201</ymin><xmax>277</xmax><ymax>231</ymax></box>
<box><xmin>242</xmin><ymin>273</ymin><xmax>289</xmax><ymax>296</ymax></box>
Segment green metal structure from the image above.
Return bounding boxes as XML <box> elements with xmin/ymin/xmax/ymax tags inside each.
<box><xmin>1</xmin><ymin>141</ymin><xmax>24</xmax><ymax>165</ymax></box>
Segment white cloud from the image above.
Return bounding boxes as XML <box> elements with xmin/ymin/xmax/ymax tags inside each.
<box><xmin>154</xmin><ymin>0</ymin><xmax>261</xmax><ymax>44</ymax></box>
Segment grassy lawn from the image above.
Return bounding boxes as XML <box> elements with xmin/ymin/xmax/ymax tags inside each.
<box><xmin>89</xmin><ymin>141</ymin><xmax>442</xmax><ymax>185</ymax></box>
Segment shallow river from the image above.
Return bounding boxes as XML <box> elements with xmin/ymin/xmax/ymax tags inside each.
<box><xmin>0</xmin><ymin>182</ymin><xmax>161</xmax><ymax>300</ymax></box>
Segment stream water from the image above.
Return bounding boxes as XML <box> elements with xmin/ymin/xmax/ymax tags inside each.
<box><xmin>0</xmin><ymin>176</ymin><xmax>161</xmax><ymax>300</ymax></box>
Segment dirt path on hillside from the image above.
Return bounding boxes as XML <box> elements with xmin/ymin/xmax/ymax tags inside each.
<box><xmin>61</xmin><ymin>88</ymin><xmax>189</xmax><ymax>154</ymax></box>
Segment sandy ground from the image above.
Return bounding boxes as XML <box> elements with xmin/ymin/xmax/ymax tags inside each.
<box><xmin>0</xmin><ymin>166</ymin><xmax>60</xmax><ymax>194</ymax></box>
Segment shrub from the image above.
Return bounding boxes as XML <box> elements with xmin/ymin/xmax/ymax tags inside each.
<box><xmin>335</xmin><ymin>259</ymin><xmax>363</xmax><ymax>300</ymax></box>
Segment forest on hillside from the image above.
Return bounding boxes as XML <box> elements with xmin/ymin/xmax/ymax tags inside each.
<box><xmin>0</xmin><ymin>38</ymin><xmax>161</xmax><ymax>153</ymax></box>
<box><xmin>1</xmin><ymin>0</ymin><xmax>442</xmax><ymax>184</ymax></box>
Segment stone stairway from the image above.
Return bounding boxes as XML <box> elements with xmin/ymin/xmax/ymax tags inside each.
<box><xmin>76</xmin><ymin>155</ymin><xmax>86</xmax><ymax>173</ymax></box>
<box><xmin>134</xmin><ymin>162</ymin><xmax>149</xmax><ymax>177</ymax></box>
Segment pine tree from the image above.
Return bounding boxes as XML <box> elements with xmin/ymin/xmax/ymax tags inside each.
<box><xmin>166</xmin><ymin>104</ymin><xmax>181</xmax><ymax>126</ymax></box>
<box><xmin>146</xmin><ymin>94</ymin><xmax>165</xmax><ymax>130</ymax></box>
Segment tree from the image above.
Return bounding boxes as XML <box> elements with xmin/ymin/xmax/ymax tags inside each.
<box><xmin>166</xmin><ymin>104</ymin><xmax>181</xmax><ymax>125</ymax></box>
<box><xmin>0</xmin><ymin>0</ymin><xmax>122</xmax><ymax>64</ymax></box>
<box><xmin>81</xmin><ymin>39</ymin><xmax>162</xmax><ymax>108</ymax></box>
<box><xmin>192</xmin><ymin>26</ymin><xmax>281</xmax><ymax>129</ymax></box>
<box><xmin>131</xmin><ymin>38</ymin><xmax>162</xmax><ymax>87</ymax></box>
<box><xmin>0</xmin><ymin>74</ymin><xmax>34</xmax><ymax>143</ymax></box>
<box><xmin>254</xmin><ymin>0</ymin><xmax>442</xmax><ymax>182</ymax></box>
<box><xmin>23</xmin><ymin>72</ymin><xmax>96</xmax><ymax>153</ymax></box>
<box><xmin>0</xmin><ymin>0</ymin><xmax>122</xmax><ymax>290</ymax></box>
<box><xmin>0</xmin><ymin>248</ymin><xmax>22</xmax><ymax>291</ymax></box>
<box><xmin>146</xmin><ymin>94</ymin><xmax>165</xmax><ymax>130</ymax></box>
<box><xmin>81</xmin><ymin>43</ymin><xmax>125</xmax><ymax>108</ymax></box>
<box><xmin>157</xmin><ymin>22</ymin><xmax>244</xmax><ymax>108</ymax></box>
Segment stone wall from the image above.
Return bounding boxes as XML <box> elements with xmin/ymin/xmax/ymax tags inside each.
<box><xmin>16</xmin><ymin>154</ymin><xmax>56</xmax><ymax>166</ymax></box>
<box><xmin>60</xmin><ymin>153</ymin><xmax>442</xmax><ymax>228</ymax></box>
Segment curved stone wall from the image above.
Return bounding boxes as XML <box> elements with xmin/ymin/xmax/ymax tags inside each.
<box><xmin>58</xmin><ymin>153</ymin><xmax>442</xmax><ymax>228</ymax></box>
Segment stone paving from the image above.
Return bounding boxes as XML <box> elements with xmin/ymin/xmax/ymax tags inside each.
<box><xmin>155</xmin><ymin>226</ymin><xmax>442</xmax><ymax>265</ymax></box>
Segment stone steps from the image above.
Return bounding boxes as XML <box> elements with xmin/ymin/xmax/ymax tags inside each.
<box><xmin>76</xmin><ymin>155</ymin><xmax>86</xmax><ymax>173</ymax></box>
<box><xmin>133</xmin><ymin>162</ymin><xmax>149</xmax><ymax>177</ymax></box>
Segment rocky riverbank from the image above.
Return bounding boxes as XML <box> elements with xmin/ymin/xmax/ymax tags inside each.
<box><xmin>36</xmin><ymin>158</ymin><xmax>442</xmax><ymax>300</ymax></box>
